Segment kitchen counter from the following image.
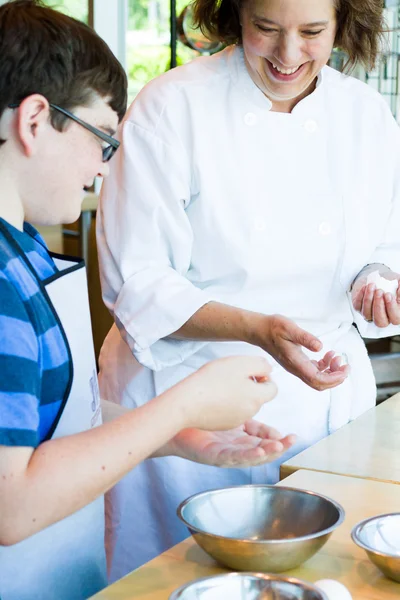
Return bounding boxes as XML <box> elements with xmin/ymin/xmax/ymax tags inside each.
<box><xmin>90</xmin><ymin>469</ymin><xmax>400</xmax><ymax>599</ymax></box>
<box><xmin>280</xmin><ymin>393</ymin><xmax>400</xmax><ymax>483</ymax></box>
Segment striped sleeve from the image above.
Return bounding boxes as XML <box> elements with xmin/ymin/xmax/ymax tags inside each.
<box><xmin>0</xmin><ymin>273</ymin><xmax>40</xmax><ymax>447</ymax></box>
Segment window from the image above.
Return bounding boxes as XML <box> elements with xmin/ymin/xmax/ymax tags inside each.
<box><xmin>330</xmin><ymin>2</ymin><xmax>400</xmax><ymax>119</ymax></box>
<box><xmin>127</xmin><ymin>0</ymin><xmax>197</xmax><ymax>101</ymax></box>
<box><xmin>43</xmin><ymin>0</ymin><xmax>88</xmax><ymax>22</ymax></box>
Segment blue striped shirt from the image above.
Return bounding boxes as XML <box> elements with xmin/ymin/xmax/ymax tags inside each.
<box><xmin>0</xmin><ymin>219</ymin><xmax>71</xmax><ymax>448</ymax></box>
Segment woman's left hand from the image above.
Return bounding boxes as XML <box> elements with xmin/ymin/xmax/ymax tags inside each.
<box><xmin>351</xmin><ymin>265</ymin><xmax>400</xmax><ymax>327</ymax></box>
<box><xmin>170</xmin><ymin>421</ymin><xmax>296</xmax><ymax>468</ymax></box>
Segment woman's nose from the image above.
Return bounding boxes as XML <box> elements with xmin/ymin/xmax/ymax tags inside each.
<box><xmin>277</xmin><ymin>35</ymin><xmax>303</xmax><ymax>66</ymax></box>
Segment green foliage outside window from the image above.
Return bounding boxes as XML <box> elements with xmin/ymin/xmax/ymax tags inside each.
<box><xmin>44</xmin><ymin>0</ymin><xmax>88</xmax><ymax>23</ymax></box>
<box><xmin>127</xmin><ymin>44</ymin><xmax>197</xmax><ymax>99</ymax></box>
<box><xmin>127</xmin><ymin>0</ymin><xmax>198</xmax><ymax>101</ymax></box>
<box><xmin>43</xmin><ymin>0</ymin><xmax>210</xmax><ymax>102</ymax></box>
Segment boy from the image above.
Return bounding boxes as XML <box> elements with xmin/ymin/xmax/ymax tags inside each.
<box><xmin>0</xmin><ymin>2</ymin><xmax>294</xmax><ymax>599</ymax></box>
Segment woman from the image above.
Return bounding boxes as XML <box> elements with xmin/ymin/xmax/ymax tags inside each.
<box><xmin>97</xmin><ymin>0</ymin><xmax>400</xmax><ymax>580</ymax></box>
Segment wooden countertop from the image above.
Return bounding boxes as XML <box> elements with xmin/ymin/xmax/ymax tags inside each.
<box><xmin>90</xmin><ymin>470</ymin><xmax>400</xmax><ymax>599</ymax></box>
<box><xmin>280</xmin><ymin>393</ymin><xmax>400</xmax><ymax>483</ymax></box>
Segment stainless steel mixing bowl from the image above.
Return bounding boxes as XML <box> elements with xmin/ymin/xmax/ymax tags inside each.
<box><xmin>169</xmin><ymin>572</ymin><xmax>329</xmax><ymax>599</ymax></box>
<box><xmin>351</xmin><ymin>513</ymin><xmax>400</xmax><ymax>582</ymax></box>
<box><xmin>177</xmin><ymin>485</ymin><xmax>344</xmax><ymax>572</ymax></box>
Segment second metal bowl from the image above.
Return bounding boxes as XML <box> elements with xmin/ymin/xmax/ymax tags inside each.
<box><xmin>177</xmin><ymin>484</ymin><xmax>344</xmax><ymax>572</ymax></box>
<box><xmin>351</xmin><ymin>513</ymin><xmax>400</xmax><ymax>582</ymax></box>
<box><xmin>169</xmin><ymin>572</ymin><xmax>329</xmax><ymax>600</ymax></box>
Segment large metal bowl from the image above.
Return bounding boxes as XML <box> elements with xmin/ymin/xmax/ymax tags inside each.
<box><xmin>351</xmin><ymin>513</ymin><xmax>400</xmax><ymax>582</ymax></box>
<box><xmin>177</xmin><ymin>485</ymin><xmax>344</xmax><ymax>572</ymax></box>
<box><xmin>169</xmin><ymin>572</ymin><xmax>329</xmax><ymax>599</ymax></box>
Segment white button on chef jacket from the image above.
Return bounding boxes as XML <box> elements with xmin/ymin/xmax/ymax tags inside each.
<box><xmin>244</xmin><ymin>112</ymin><xmax>257</xmax><ymax>126</ymax></box>
<box><xmin>253</xmin><ymin>217</ymin><xmax>266</xmax><ymax>231</ymax></box>
<box><xmin>319</xmin><ymin>222</ymin><xmax>331</xmax><ymax>235</ymax></box>
<box><xmin>304</xmin><ymin>119</ymin><xmax>318</xmax><ymax>132</ymax></box>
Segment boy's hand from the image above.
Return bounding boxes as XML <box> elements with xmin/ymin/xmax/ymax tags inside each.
<box><xmin>175</xmin><ymin>356</ymin><xmax>277</xmax><ymax>431</ymax></box>
<box><xmin>171</xmin><ymin>420</ymin><xmax>296</xmax><ymax>467</ymax></box>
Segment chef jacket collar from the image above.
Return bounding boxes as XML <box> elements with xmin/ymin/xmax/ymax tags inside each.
<box><xmin>230</xmin><ymin>44</ymin><xmax>325</xmax><ymax>114</ymax></box>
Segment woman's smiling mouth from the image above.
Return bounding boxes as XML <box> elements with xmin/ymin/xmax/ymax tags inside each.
<box><xmin>266</xmin><ymin>59</ymin><xmax>307</xmax><ymax>81</ymax></box>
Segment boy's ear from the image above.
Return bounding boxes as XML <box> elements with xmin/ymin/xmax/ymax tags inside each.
<box><xmin>16</xmin><ymin>95</ymin><xmax>51</xmax><ymax>157</ymax></box>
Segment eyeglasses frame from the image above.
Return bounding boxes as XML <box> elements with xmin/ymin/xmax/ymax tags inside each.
<box><xmin>9</xmin><ymin>101</ymin><xmax>120</xmax><ymax>162</ymax></box>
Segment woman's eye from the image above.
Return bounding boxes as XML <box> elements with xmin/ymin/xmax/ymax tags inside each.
<box><xmin>256</xmin><ymin>25</ymin><xmax>278</xmax><ymax>33</ymax></box>
<box><xmin>303</xmin><ymin>30</ymin><xmax>324</xmax><ymax>36</ymax></box>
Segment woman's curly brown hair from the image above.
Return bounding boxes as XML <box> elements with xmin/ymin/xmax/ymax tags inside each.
<box><xmin>192</xmin><ymin>0</ymin><xmax>385</xmax><ymax>72</ymax></box>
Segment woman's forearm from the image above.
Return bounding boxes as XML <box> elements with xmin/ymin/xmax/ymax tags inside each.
<box><xmin>171</xmin><ymin>301</ymin><xmax>265</xmax><ymax>345</ymax></box>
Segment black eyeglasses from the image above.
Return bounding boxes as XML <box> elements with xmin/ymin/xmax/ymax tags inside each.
<box><xmin>9</xmin><ymin>102</ymin><xmax>120</xmax><ymax>162</ymax></box>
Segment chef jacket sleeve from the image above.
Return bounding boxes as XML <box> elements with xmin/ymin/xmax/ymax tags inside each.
<box><xmin>349</xmin><ymin>105</ymin><xmax>400</xmax><ymax>339</ymax></box>
<box><xmin>97</xmin><ymin>105</ymin><xmax>212</xmax><ymax>372</ymax></box>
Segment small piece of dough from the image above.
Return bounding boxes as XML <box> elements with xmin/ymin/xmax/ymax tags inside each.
<box><xmin>366</xmin><ymin>270</ymin><xmax>398</xmax><ymax>295</ymax></box>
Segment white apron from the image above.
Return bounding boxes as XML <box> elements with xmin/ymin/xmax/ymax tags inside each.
<box><xmin>100</xmin><ymin>321</ymin><xmax>376</xmax><ymax>582</ymax></box>
<box><xmin>0</xmin><ymin>246</ymin><xmax>107</xmax><ymax>600</ymax></box>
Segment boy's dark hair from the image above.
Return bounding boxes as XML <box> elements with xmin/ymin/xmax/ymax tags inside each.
<box><xmin>0</xmin><ymin>0</ymin><xmax>127</xmax><ymax>143</ymax></box>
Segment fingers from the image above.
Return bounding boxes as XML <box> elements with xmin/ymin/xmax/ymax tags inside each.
<box><xmin>353</xmin><ymin>282</ymin><xmax>397</xmax><ymax>327</ymax></box>
<box><xmin>315</xmin><ymin>351</ymin><xmax>336</xmax><ymax>372</ymax></box>
<box><xmin>244</xmin><ymin>420</ymin><xmax>283</xmax><ymax>440</ymax></box>
<box><xmin>361</xmin><ymin>283</ymin><xmax>375</xmax><ymax>321</ymax></box>
<box><xmin>329</xmin><ymin>354</ymin><xmax>342</xmax><ymax>372</ymax></box>
<box><xmin>311</xmin><ymin>369</ymin><xmax>348</xmax><ymax>391</ymax></box>
<box><xmin>290</xmin><ymin>326</ymin><xmax>322</xmax><ymax>353</ymax></box>
<box><xmin>259</xmin><ymin>434</ymin><xmax>297</xmax><ymax>453</ymax></box>
<box><xmin>227</xmin><ymin>355</ymin><xmax>272</xmax><ymax>379</ymax></box>
<box><xmin>315</xmin><ymin>352</ymin><xmax>348</xmax><ymax>374</ymax></box>
<box><xmin>252</xmin><ymin>375</ymin><xmax>269</xmax><ymax>383</ymax></box>
<box><xmin>383</xmin><ymin>292</ymin><xmax>400</xmax><ymax>326</ymax></box>
<box><xmin>352</xmin><ymin>285</ymin><xmax>366</xmax><ymax>313</ymax></box>
<box><xmin>217</xmin><ymin>442</ymin><xmax>281</xmax><ymax>467</ymax></box>
<box><xmin>297</xmin><ymin>357</ymin><xmax>348</xmax><ymax>390</ymax></box>
<box><xmin>226</xmin><ymin>444</ymin><xmax>282</xmax><ymax>466</ymax></box>
<box><xmin>362</xmin><ymin>289</ymin><xmax>400</xmax><ymax>327</ymax></box>
<box><xmin>372</xmin><ymin>291</ymin><xmax>389</xmax><ymax>327</ymax></box>
<box><xmin>224</xmin><ymin>434</ymin><xmax>297</xmax><ymax>467</ymax></box>
<box><xmin>288</xmin><ymin>345</ymin><xmax>348</xmax><ymax>390</ymax></box>
<box><xmin>243</xmin><ymin>422</ymin><xmax>297</xmax><ymax>452</ymax></box>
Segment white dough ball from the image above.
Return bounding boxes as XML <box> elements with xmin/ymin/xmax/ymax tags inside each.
<box><xmin>314</xmin><ymin>579</ymin><xmax>352</xmax><ymax>600</ymax></box>
<box><xmin>366</xmin><ymin>271</ymin><xmax>398</xmax><ymax>295</ymax></box>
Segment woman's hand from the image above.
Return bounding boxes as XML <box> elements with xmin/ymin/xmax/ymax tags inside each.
<box><xmin>172</xmin><ymin>303</ymin><xmax>348</xmax><ymax>393</ymax></box>
<box><xmin>351</xmin><ymin>265</ymin><xmax>400</xmax><ymax>327</ymax></box>
<box><xmin>170</xmin><ymin>420</ymin><xmax>296</xmax><ymax>467</ymax></box>
<box><xmin>251</xmin><ymin>315</ymin><xmax>349</xmax><ymax>392</ymax></box>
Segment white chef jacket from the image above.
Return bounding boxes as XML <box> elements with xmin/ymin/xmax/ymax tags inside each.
<box><xmin>97</xmin><ymin>45</ymin><xmax>400</xmax><ymax>581</ymax></box>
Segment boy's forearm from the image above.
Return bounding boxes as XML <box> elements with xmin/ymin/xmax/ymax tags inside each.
<box><xmin>0</xmin><ymin>390</ymin><xmax>187</xmax><ymax>545</ymax></box>
<box><xmin>100</xmin><ymin>400</ymin><xmax>185</xmax><ymax>459</ymax></box>
<box><xmin>100</xmin><ymin>398</ymin><xmax>130</xmax><ymax>422</ymax></box>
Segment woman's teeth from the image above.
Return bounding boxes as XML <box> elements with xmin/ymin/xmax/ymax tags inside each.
<box><xmin>272</xmin><ymin>63</ymin><xmax>300</xmax><ymax>75</ymax></box>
